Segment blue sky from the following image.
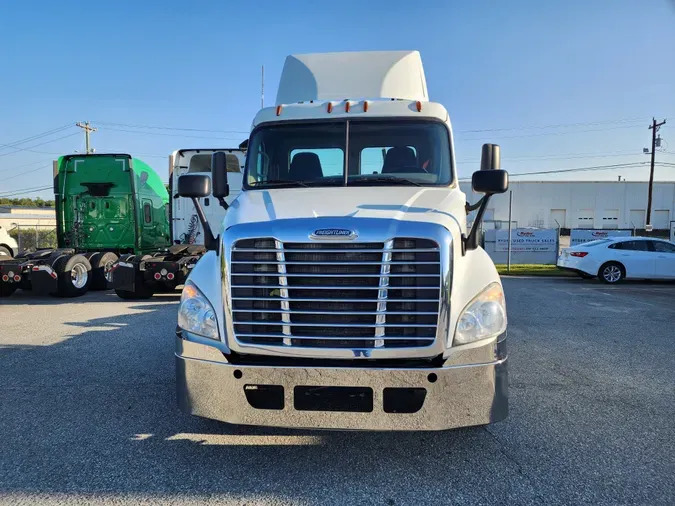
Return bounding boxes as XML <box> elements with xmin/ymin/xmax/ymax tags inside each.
<box><xmin>1</xmin><ymin>0</ymin><xmax>674</xmax><ymax>199</ymax></box>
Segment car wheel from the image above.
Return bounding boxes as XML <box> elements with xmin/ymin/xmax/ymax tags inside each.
<box><xmin>599</xmin><ymin>262</ymin><xmax>624</xmax><ymax>284</ymax></box>
<box><xmin>0</xmin><ymin>245</ymin><xmax>12</xmax><ymax>257</ymax></box>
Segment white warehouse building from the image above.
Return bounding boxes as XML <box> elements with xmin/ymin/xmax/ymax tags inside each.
<box><xmin>460</xmin><ymin>181</ymin><xmax>675</xmax><ymax>231</ymax></box>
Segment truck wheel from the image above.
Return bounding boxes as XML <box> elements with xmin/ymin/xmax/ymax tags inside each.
<box><xmin>0</xmin><ymin>245</ymin><xmax>12</xmax><ymax>258</ymax></box>
<box><xmin>52</xmin><ymin>254</ymin><xmax>92</xmax><ymax>297</ymax></box>
<box><xmin>89</xmin><ymin>252</ymin><xmax>119</xmax><ymax>291</ymax></box>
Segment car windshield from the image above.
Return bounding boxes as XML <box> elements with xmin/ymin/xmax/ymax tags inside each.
<box><xmin>244</xmin><ymin>120</ymin><xmax>453</xmax><ymax>189</ymax></box>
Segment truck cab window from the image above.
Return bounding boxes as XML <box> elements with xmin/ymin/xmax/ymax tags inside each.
<box><xmin>245</xmin><ymin>120</ymin><xmax>451</xmax><ymax>188</ymax></box>
<box><xmin>290</xmin><ymin>148</ymin><xmax>344</xmax><ymax>177</ymax></box>
<box><xmin>361</xmin><ymin>146</ymin><xmax>417</xmax><ymax>174</ymax></box>
<box><xmin>143</xmin><ymin>203</ymin><xmax>152</xmax><ymax>224</ymax></box>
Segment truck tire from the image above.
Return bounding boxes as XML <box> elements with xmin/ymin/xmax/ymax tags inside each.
<box><xmin>88</xmin><ymin>252</ymin><xmax>119</xmax><ymax>291</ymax></box>
<box><xmin>0</xmin><ymin>245</ymin><xmax>12</xmax><ymax>258</ymax></box>
<box><xmin>51</xmin><ymin>254</ymin><xmax>92</xmax><ymax>297</ymax></box>
<box><xmin>114</xmin><ymin>254</ymin><xmax>154</xmax><ymax>300</ymax></box>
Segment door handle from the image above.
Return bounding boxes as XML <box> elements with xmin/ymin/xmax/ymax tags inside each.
<box><xmin>658</xmin><ymin>255</ymin><xmax>667</xmax><ymax>258</ymax></box>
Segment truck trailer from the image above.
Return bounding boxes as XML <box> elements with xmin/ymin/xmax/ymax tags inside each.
<box><xmin>174</xmin><ymin>51</ymin><xmax>510</xmax><ymax>431</ymax></box>
<box><xmin>0</xmin><ymin>154</ymin><xmax>170</xmax><ymax>298</ymax></box>
<box><xmin>109</xmin><ymin>148</ymin><xmax>245</xmax><ymax>299</ymax></box>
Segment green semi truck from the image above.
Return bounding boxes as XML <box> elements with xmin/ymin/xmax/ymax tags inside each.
<box><xmin>0</xmin><ymin>153</ymin><xmax>171</xmax><ymax>298</ymax></box>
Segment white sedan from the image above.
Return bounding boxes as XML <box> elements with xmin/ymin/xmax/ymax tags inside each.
<box><xmin>558</xmin><ymin>237</ymin><xmax>675</xmax><ymax>283</ymax></box>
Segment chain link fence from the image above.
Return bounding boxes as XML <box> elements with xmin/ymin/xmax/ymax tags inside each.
<box><xmin>9</xmin><ymin>224</ymin><xmax>57</xmax><ymax>253</ymax></box>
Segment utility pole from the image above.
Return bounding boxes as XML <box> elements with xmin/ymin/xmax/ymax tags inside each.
<box><xmin>75</xmin><ymin>121</ymin><xmax>97</xmax><ymax>154</ymax></box>
<box><xmin>646</xmin><ymin>118</ymin><xmax>666</xmax><ymax>227</ymax></box>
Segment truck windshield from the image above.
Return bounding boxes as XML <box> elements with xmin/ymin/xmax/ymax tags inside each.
<box><xmin>244</xmin><ymin>120</ymin><xmax>453</xmax><ymax>189</ymax></box>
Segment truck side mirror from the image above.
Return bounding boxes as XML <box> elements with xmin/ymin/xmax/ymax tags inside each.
<box><xmin>177</xmin><ymin>174</ymin><xmax>211</xmax><ymax>198</ymax></box>
<box><xmin>472</xmin><ymin>169</ymin><xmax>509</xmax><ymax>194</ymax></box>
<box><xmin>463</xmin><ymin>144</ymin><xmax>507</xmax><ymax>254</ymax></box>
<box><xmin>480</xmin><ymin>143</ymin><xmax>500</xmax><ymax>171</ymax></box>
<box><xmin>177</xmin><ymin>174</ymin><xmax>217</xmax><ymax>251</ymax></box>
<box><xmin>211</xmin><ymin>152</ymin><xmax>230</xmax><ymax>198</ymax></box>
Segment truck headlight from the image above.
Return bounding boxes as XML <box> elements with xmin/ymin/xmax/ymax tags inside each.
<box><xmin>454</xmin><ymin>282</ymin><xmax>506</xmax><ymax>346</ymax></box>
<box><xmin>177</xmin><ymin>281</ymin><xmax>219</xmax><ymax>340</ymax></box>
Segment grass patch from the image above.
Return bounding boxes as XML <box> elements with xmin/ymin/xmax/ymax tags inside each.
<box><xmin>495</xmin><ymin>264</ymin><xmax>575</xmax><ymax>277</ymax></box>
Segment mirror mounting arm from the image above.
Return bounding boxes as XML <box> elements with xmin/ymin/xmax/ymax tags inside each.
<box><xmin>190</xmin><ymin>196</ymin><xmax>217</xmax><ymax>251</ymax></box>
<box><xmin>216</xmin><ymin>197</ymin><xmax>229</xmax><ymax>211</ymax></box>
<box><xmin>465</xmin><ymin>197</ymin><xmax>484</xmax><ymax>214</ymax></box>
<box><xmin>462</xmin><ymin>193</ymin><xmax>493</xmax><ymax>254</ymax></box>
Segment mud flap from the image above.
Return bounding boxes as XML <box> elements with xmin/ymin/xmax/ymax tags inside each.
<box><xmin>110</xmin><ymin>261</ymin><xmax>137</xmax><ymax>292</ymax></box>
<box><xmin>30</xmin><ymin>265</ymin><xmax>59</xmax><ymax>294</ymax></box>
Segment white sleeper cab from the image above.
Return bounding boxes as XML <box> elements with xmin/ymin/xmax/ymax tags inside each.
<box><xmin>174</xmin><ymin>51</ymin><xmax>510</xmax><ymax>430</ymax></box>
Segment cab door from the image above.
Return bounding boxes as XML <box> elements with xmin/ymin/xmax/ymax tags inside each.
<box><xmin>171</xmin><ymin>149</ymin><xmax>246</xmax><ymax>244</ymax></box>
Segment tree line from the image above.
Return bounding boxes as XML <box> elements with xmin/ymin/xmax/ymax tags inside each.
<box><xmin>0</xmin><ymin>197</ymin><xmax>56</xmax><ymax>207</ymax></box>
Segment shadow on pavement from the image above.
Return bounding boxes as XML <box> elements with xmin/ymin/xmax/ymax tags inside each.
<box><xmin>0</xmin><ymin>289</ymin><xmax>181</xmax><ymax>306</ymax></box>
<box><xmin>0</xmin><ymin>299</ymin><xmax>523</xmax><ymax>505</ymax></box>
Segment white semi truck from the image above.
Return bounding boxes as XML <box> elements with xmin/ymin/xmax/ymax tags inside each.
<box><xmin>174</xmin><ymin>51</ymin><xmax>509</xmax><ymax>430</ymax></box>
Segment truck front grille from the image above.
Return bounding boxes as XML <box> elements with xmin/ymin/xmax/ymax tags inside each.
<box><xmin>230</xmin><ymin>238</ymin><xmax>441</xmax><ymax>349</ymax></box>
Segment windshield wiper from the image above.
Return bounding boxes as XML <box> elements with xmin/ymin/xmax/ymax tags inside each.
<box><xmin>252</xmin><ymin>180</ymin><xmax>311</xmax><ymax>188</ymax></box>
<box><xmin>349</xmin><ymin>176</ymin><xmax>422</xmax><ymax>187</ymax></box>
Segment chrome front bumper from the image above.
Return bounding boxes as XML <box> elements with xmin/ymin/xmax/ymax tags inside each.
<box><xmin>176</xmin><ymin>335</ymin><xmax>507</xmax><ymax>431</ymax></box>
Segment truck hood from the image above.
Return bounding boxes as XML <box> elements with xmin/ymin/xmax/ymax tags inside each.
<box><xmin>223</xmin><ymin>186</ymin><xmax>466</xmax><ymax>230</ymax></box>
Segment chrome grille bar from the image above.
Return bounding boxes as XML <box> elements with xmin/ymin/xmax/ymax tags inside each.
<box><xmin>230</xmin><ymin>237</ymin><xmax>441</xmax><ymax>350</ymax></box>
<box><xmin>275</xmin><ymin>239</ymin><xmax>292</xmax><ymax>346</ymax></box>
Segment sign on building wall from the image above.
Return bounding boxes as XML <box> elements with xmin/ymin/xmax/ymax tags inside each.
<box><xmin>570</xmin><ymin>229</ymin><xmax>632</xmax><ymax>246</ymax></box>
<box><xmin>495</xmin><ymin>229</ymin><xmax>557</xmax><ymax>252</ymax></box>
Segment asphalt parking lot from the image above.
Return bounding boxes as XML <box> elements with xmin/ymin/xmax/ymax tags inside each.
<box><xmin>1</xmin><ymin>278</ymin><xmax>674</xmax><ymax>505</ymax></box>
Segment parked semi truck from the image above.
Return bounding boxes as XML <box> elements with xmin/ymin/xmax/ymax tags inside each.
<box><xmin>174</xmin><ymin>51</ymin><xmax>510</xmax><ymax>431</ymax></box>
<box><xmin>0</xmin><ymin>154</ymin><xmax>170</xmax><ymax>298</ymax></box>
<box><xmin>109</xmin><ymin>148</ymin><xmax>245</xmax><ymax>298</ymax></box>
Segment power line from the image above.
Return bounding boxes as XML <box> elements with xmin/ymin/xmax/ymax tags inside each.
<box><xmin>93</xmin><ymin>120</ymin><xmax>248</xmax><ymax>134</ymax></box>
<box><xmin>507</xmin><ymin>162</ymin><xmax>653</xmax><ymax>177</ymax></box>
<box><xmin>0</xmin><ymin>183</ymin><xmax>52</xmax><ymax>195</ymax></box>
<box><xmin>1</xmin><ymin>164</ymin><xmax>53</xmax><ymax>183</ymax></box>
<box><xmin>0</xmin><ymin>124</ymin><xmax>73</xmax><ymax>150</ymax></box>
<box><xmin>0</xmin><ymin>132</ymin><xmax>80</xmax><ymax>157</ymax></box>
<box><xmin>99</xmin><ymin>126</ymin><xmax>244</xmax><ymax>140</ymax></box>
<box><xmin>457</xmin><ymin>117</ymin><xmax>649</xmax><ymax>133</ymax></box>
<box><xmin>459</xmin><ymin>162</ymin><xmax>654</xmax><ymax>180</ymax></box>
<box><xmin>0</xmin><ymin>158</ymin><xmax>54</xmax><ymax>172</ymax></box>
<box><xmin>456</xmin><ymin>149</ymin><xmax>643</xmax><ymax>164</ymax></box>
<box><xmin>0</xmin><ymin>185</ymin><xmax>53</xmax><ymax>198</ymax></box>
<box><xmin>459</xmin><ymin>122</ymin><xmax>646</xmax><ymax>141</ymax></box>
